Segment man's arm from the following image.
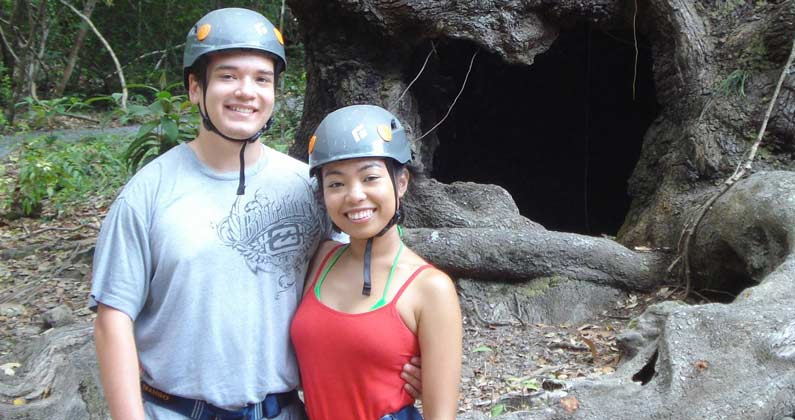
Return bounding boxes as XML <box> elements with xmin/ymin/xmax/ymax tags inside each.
<box><xmin>402</xmin><ymin>356</ymin><xmax>423</xmax><ymax>399</ymax></box>
<box><xmin>94</xmin><ymin>304</ymin><xmax>145</xmax><ymax>420</ymax></box>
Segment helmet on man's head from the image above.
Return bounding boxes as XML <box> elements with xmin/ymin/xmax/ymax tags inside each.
<box><xmin>308</xmin><ymin>105</ymin><xmax>411</xmax><ymax>177</ymax></box>
<box><xmin>182</xmin><ymin>8</ymin><xmax>287</xmax><ymax>89</ymax></box>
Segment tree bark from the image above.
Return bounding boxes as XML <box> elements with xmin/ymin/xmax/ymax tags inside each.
<box><xmin>58</xmin><ymin>0</ymin><xmax>127</xmax><ymax>109</ymax></box>
<box><xmin>8</xmin><ymin>0</ymin><xmax>33</xmax><ymax>122</ymax></box>
<box><xmin>28</xmin><ymin>2</ymin><xmax>51</xmax><ymax>101</ymax></box>
<box><xmin>403</xmin><ymin>227</ymin><xmax>667</xmax><ymax>291</ymax></box>
<box><xmin>55</xmin><ymin>0</ymin><xmax>97</xmax><ymax>97</ymax></box>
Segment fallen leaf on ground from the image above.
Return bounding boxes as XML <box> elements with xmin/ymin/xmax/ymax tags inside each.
<box><xmin>694</xmin><ymin>360</ymin><xmax>709</xmax><ymax>372</ymax></box>
<box><xmin>1</xmin><ymin>362</ymin><xmax>21</xmax><ymax>376</ymax></box>
<box><xmin>560</xmin><ymin>396</ymin><xmax>579</xmax><ymax>413</ymax></box>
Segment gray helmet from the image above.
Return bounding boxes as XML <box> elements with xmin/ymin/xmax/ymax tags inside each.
<box><xmin>308</xmin><ymin>105</ymin><xmax>411</xmax><ymax>176</ymax></box>
<box><xmin>182</xmin><ymin>8</ymin><xmax>287</xmax><ymax>88</ymax></box>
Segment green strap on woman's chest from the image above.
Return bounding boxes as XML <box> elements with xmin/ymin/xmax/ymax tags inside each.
<box><xmin>314</xmin><ymin>242</ymin><xmax>405</xmax><ymax>311</ymax></box>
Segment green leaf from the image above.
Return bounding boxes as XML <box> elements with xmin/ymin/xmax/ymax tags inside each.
<box><xmin>126</xmin><ymin>84</ymin><xmax>159</xmax><ymax>93</ymax></box>
<box><xmin>136</xmin><ymin>121</ymin><xmax>159</xmax><ymax>138</ymax></box>
<box><xmin>491</xmin><ymin>403</ymin><xmax>505</xmax><ymax>417</ymax></box>
<box><xmin>161</xmin><ymin>118</ymin><xmax>179</xmax><ymax>144</ymax></box>
<box><xmin>472</xmin><ymin>345</ymin><xmax>493</xmax><ymax>353</ymax></box>
<box><xmin>84</xmin><ymin>95</ymin><xmax>115</xmax><ymax>105</ymax></box>
<box><xmin>148</xmin><ymin>100</ymin><xmax>165</xmax><ymax>115</ymax></box>
<box><xmin>127</xmin><ymin>104</ymin><xmax>151</xmax><ymax>117</ymax></box>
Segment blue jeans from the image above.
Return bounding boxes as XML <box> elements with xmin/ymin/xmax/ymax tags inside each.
<box><xmin>144</xmin><ymin>399</ymin><xmax>307</xmax><ymax>420</ymax></box>
<box><xmin>378</xmin><ymin>405</ymin><xmax>423</xmax><ymax>420</ymax></box>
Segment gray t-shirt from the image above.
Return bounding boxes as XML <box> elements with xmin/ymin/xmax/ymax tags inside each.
<box><xmin>90</xmin><ymin>143</ymin><xmax>331</xmax><ymax>409</ymax></box>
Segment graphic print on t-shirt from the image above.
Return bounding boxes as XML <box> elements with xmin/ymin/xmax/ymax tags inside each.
<box><xmin>216</xmin><ymin>176</ymin><xmax>323</xmax><ymax>295</ymax></box>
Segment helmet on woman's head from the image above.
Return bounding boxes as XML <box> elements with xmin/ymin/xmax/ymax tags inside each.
<box><xmin>308</xmin><ymin>105</ymin><xmax>411</xmax><ymax>176</ymax></box>
<box><xmin>182</xmin><ymin>7</ymin><xmax>287</xmax><ymax>89</ymax></box>
<box><xmin>309</xmin><ymin>105</ymin><xmax>412</xmax><ymax>297</ymax></box>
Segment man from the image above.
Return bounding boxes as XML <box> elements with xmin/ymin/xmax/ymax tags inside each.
<box><xmin>91</xmin><ymin>8</ymin><xmax>420</xmax><ymax>420</ymax></box>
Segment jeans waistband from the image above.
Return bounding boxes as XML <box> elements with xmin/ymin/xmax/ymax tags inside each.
<box><xmin>378</xmin><ymin>404</ymin><xmax>423</xmax><ymax>420</ymax></box>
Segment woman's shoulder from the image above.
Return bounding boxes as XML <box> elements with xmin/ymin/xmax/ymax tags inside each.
<box><xmin>314</xmin><ymin>240</ymin><xmax>345</xmax><ymax>262</ymax></box>
<box><xmin>401</xmin><ymin>250</ymin><xmax>455</xmax><ymax>298</ymax></box>
<box><xmin>303</xmin><ymin>240</ymin><xmax>346</xmax><ymax>294</ymax></box>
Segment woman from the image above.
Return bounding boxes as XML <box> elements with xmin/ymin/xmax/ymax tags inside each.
<box><xmin>290</xmin><ymin>104</ymin><xmax>462</xmax><ymax>420</ymax></box>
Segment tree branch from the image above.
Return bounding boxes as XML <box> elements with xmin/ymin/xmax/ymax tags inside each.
<box><xmin>57</xmin><ymin>0</ymin><xmax>128</xmax><ymax>109</ymax></box>
<box><xmin>0</xmin><ymin>23</ymin><xmax>20</xmax><ymax>62</ymax></box>
<box><xmin>101</xmin><ymin>43</ymin><xmax>184</xmax><ymax>80</ymax></box>
<box><xmin>671</xmin><ymin>33</ymin><xmax>795</xmax><ymax>296</ymax></box>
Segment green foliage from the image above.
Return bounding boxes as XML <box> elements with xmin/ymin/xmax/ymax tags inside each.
<box><xmin>506</xmin><ymin>376</ymin><xmax>540</xmax><ymax>392</ymax></box>
<box><xmin>121</xmin><ymin>81</ymin><xmax>199</xmax><ymax>172</ymax></box>
<box><xmin>471</xmin><ymin>345</ymin><xmax>493</xmax><ymax>353</ymax></box>
<box><xmin>717</xmin><ymin>0</ymin><xmax>747</xmax><ymax>17</ymax></box>
<box><xmin>13</xmin><ymin>96</ymin><xmax>98</xmax><ymax>129</ymax></box>
<box><xmin>69</xmin><ymin>1</ymin><xmax>301</xmax><ymax>99</ymax></box>
<box><xmin>0</xmin><ymin>62</ymin><xmax>13</xmax><ymax>130</ymax></box>
<box><xmin>261</xmin><ymin>70</ymin><xmax>307</xmax><ymax>153</ymax></box>
<box><xmin>720</xmin><ymin>69</ymin><xmax>749</xmax><ymax>97</ymax></box>
<box><xmin>121</xmin><ymin>67</ymin><xmax>303</xmax><ymax>169</ymax></box>
<box><xmin>717</xmin><ymin>34</ymin><xmax>771</xmax><ymax>98</ymax></box>
<box><xmin>490</xmin><ymin>404</ymin><xmax>506</xmax><ymax>417</ymax></box>
<box><xmin>0</xmin><ymin>135</ymin><xmax>128</xmax><ymax>218</ymax></box>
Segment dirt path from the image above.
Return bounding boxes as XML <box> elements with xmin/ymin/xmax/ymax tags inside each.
<box><xmin>0</xmin><ymin>125</ymin><xmax>139</xmax><ymax>159</ymax></box>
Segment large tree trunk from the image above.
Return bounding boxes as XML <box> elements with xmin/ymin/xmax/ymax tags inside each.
<box><xmin>286</xmin><ymin>1</ymin><xmax>795</xmax><ymax>418</ymax></box>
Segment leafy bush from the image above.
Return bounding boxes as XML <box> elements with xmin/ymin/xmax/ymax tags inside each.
<box><xmin>0</xmin><ymin>135</ymin><xmax>128</xmax><ymax>218</ymax></box>
<box><xmin>11</xmin><ymin>94</ymin><xmax>118</xmax><ymax>131</ymax></box>
<box><xmin>720</xmin><ymin>69</ymin><xmax>750</xmax><ymax>97</ymax></box>
<box><xmin>120</xmin><ymin>81</ymin><xmax>199</xmax><ymax>172</ymax></box>
<box><xmin>261</xmin><ymin>70</ymin><xmax>307</xmax><ymax>153</ymax></box>
<box><xmin>0</xmin><ymin>62</ymin><xmax>11</xmax><ymax>130</ymax></box>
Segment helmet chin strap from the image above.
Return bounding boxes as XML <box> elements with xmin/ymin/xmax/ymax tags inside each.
<box><xmin>199</xmin><ymin>80</ymin><xmax>273</xmax><ymax>195</ymax></box>
<box><xmin>361</xmin><ymin>167</ymin><xmax>402</xmax><ymax>296</ymax></box>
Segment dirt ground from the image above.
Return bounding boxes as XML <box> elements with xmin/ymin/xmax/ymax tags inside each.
<box><xmin>0</xmin><ymin>201</ymin><xmax>681</xmax><ymax>417</ymax></box>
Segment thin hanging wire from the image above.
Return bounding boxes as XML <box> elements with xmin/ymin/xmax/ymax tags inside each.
<box><xmin>632</xmin><ymin>0</ymin><xmax>639</xmax><ymax>100</ymax></box>
<box><xmin>583</xmin><ymin>23</ymin><xmax>592</xmax><ymax>234</ymax></box>
<box><xmin>389</xmin><ymin>41</ymin><xmax>437</xmax><ymax>111</ymax></box>
<box><xmin>415</xmin><ymin>48</ymin><xmax>480</xmax><ymax>141</ymax></box>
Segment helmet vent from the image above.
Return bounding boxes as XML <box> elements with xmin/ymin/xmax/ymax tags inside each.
<box><xmin>391</xmin><ymin>119</ymin><xmax>398</xmax><ymax>130</ymax></box>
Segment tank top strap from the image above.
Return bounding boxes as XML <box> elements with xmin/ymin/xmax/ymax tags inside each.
<box><xmin>391</xmin><ymin>264</ymin><xmax>434</xmax><ymax>304</ymax></box>
<box><xmin>307</xmin><ymin>243</ymin><xmax>347</xmax><ymax>291</ymax></box>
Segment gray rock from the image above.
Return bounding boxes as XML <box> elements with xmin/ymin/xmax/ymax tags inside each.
<box><xmin>458</xmin><ymin>277</ymin><xmax>625</xmax><ymax>326</ymax></box>
<box><xmin>0</xmin><ymin>323</ymin><xmax>108</xmax><ymax>419</ymax></box>
<box><xmin>43</xmin><ymin>305</ymin><xmax>75</xmax><ymax>329</ymax></box>
<box><xmin>0</xmin><ymin>303</ymin><xmax>26</xmax><ymax>317</ymax></box>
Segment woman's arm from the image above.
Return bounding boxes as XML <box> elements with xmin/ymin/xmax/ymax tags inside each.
<box><xmin>416</xmin><ymin>270</ymin><xmax>462</xmax><ymax>420</ymax></box>
<box><xmin>94</xmin><ymin>304</ymin><xmax>145</xmax><ymax>420</ymax></box>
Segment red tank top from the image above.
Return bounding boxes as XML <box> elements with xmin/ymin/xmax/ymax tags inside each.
<box><xmin>290</xmin><ymin>244</ymin><xmax>430</xmax><ymax>420</ymax></box>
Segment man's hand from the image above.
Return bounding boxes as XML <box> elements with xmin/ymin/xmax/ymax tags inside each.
<box><xmin>401</xmin><ymin>356</ymin><xmax>422</xmax><ymax>400</ymax></box>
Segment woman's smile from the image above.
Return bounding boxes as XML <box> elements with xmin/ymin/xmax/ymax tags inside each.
<box><xmin>346</xmin><ymin>208</ymin><xmax>376</xmax><ymax>223</ymax></box>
